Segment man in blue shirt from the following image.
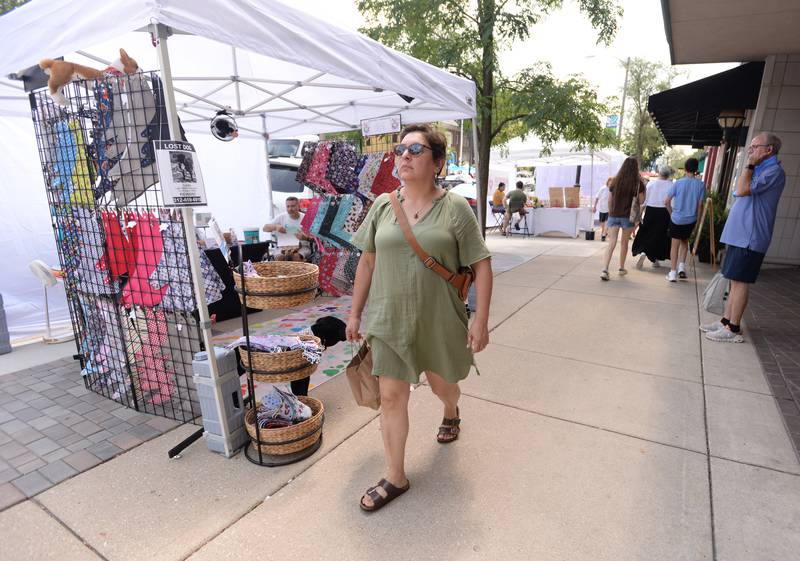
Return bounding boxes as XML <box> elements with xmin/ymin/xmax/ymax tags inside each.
<box><xmin>665</xmin><ymin>158</ymin><xmax>706</xmax><ymax>281</ymax></box>
<box><xmin>703</xmin><ymin>132</ymin><xmax>786</xmax><ymax>343</ymax></box>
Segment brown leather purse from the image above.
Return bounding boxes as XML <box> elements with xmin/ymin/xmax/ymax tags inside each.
<box><xmin>389</xmin><ymin>190</ymin><xmax>474</xmax><ymax>301</ymax></box>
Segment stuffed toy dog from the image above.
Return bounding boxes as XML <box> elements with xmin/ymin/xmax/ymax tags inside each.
<box><xmin>39</xmin><ymin>48</ymin><xmax>139</xmax><ymax>106</ymax></box>
<box><xmin>310</xmin><ymin>316</ymin><xmax>347</xmax><ymax>348</ymax></box>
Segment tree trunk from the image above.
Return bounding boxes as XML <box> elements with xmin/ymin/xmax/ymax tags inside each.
<box><xmin>476</xmin><ymin>0</ymin><xmax>495</xmax><ymax>237</ymax></box>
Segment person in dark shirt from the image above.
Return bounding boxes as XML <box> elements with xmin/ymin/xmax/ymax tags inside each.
<box><xmin>601</xmin><ymin>157</ymin><xmax>645</xmax><ymax>281</ymax></box>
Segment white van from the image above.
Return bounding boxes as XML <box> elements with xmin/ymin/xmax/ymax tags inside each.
<box><xmin>267</xmin><ymin>136</ymin><xmax>318</xmax><ymax>216</ymax></box>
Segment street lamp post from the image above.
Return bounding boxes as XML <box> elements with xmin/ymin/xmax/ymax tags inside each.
<box><xmin>618</xmin><ymin>56</ymin><xmax>631</xmax><ymax>139</ymax></box>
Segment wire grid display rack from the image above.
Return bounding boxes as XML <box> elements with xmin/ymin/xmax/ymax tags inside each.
<box><xmin>362</xmin><ymin>132</ymin><xmax>399</xmax><ymax>154</ymax></box>
<box><xmin>29</xmin><ymin>72</ymin><xmax>205</xmax><ymax>424</ymax></box>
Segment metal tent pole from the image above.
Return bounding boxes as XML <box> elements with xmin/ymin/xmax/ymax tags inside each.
<box><xmin>459</xmin><ymin>119</ymin><xmax>464</xmax><ymax>165</ymax></box>
<box><xmin>590</xmin><ymin>151</ymin><xmax>595</xmax><ymax>233</ymax></box>
<box><xmin>262</xmin><ymin>114</ymin><xmax>276</xmax><ymax>220</ymax></box>
<box><xmin>152</xmin><ymin>22</ymin><xmax>229</xmax><ymax>444</ymax></box>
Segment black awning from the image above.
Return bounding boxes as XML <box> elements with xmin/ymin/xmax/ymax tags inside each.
<box><xmin>648</xmin><ymin>61</ymin><xmax>765</xmax><ymax>147</ymax></box>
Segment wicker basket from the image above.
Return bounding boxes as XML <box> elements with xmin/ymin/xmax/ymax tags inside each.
<box><xmin>245</xmin><ymin>396</ymin><xmax>324</xmax><ymax>455</ymax></box>
<box><xmin>240</xmin><ymin>334</ymin><xmax>322</xmax><ymax>383</ymax></box>
<box><xmin>232</xmin><ymin>261</ymin><xmax>319</xmax><ymax>309</ymax></box>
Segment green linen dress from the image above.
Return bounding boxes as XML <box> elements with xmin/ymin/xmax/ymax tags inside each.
<box><xmin>352</xmin><ymin>189</ymin><xmax>491</xmax><ymax>384</ymax></box>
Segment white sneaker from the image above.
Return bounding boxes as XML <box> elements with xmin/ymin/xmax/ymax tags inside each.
<box><xmin>678</xmin><ymin>263</ymin><xmax>687</xmax><ymax>279</ymax></box>
<box><xmin>652</xmin><ymin>260</ymin><xmax>661</xmax><ymax>269</ymax></box>
<box><xmin>635</xmin><ymin>254</ymin><xmax>645</xmax><ymax>270</ymax></box>
<box><xmin>699</xmin><ymin>320</ymin><xmax>725</xmax><ymax>333</ymax></box>
<box><xmin>666</xmin><ymin>270</ymin><xmax>677</xmax><ymax>282</ymax></box>
<box><xmin>618</xmin><ymin>268</ymin><xmax>628</xmax><ymax>276</ymax></box>
<box><xmin>601</xmin><ymin>270</ymin><xmax>610</xmax><ymax>281</ymax></box>
<box><xmin>705</xmin><ymin>327</ymin><xmax>744</xmax><ymax>343</ymax></box>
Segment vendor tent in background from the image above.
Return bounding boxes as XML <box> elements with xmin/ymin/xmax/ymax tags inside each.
<box><xmin>0</xmin><ymin>0</ymin><xmax>477</xmax><ymax>342</ymax></box>
<box><xmin>491</xmin><ymin>136</ymin><xmax>626</xmax><ymax>206</ymax></box>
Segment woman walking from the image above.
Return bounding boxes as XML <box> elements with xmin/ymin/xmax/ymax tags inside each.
<box><xmin>632</xmin><ymin>165</ymin><xmax>673</xmax><ymax>269</ymax></box>
<box><xmin>347</xmin><ymin>124</ymin><xmax>493</xmax><ymax>512</ymax></box>
<box><xmin>601</xmin><ymin>157</ymin><xmax>645</xmax><ymax>280</ymax></box>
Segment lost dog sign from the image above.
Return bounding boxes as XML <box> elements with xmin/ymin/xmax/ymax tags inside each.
<box><xmin>154</xmin><ymin>140</ymin><xmax>208</xmax><ymax>207</ymax></box>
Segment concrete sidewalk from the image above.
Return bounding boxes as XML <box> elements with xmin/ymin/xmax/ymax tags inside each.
<box><xmin>1</xmin><ymin>236</ymin><xmax>798</xmax><ymax>561</ymax></box>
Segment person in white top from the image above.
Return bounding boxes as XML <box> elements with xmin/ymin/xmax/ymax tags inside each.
<box><xmin>632</xmin><ymin>166</ymin><xmax>673</xmax><ymax>269</ymax></box>
<box><xmin>262</xmin><ymin>197</ymin><xmax>311</xmax><ymax>261</ymax></box>
<box><xmin>593</xmin><ymin>177</ymin><xmax>612</xmax><ymax>241</ymax></box>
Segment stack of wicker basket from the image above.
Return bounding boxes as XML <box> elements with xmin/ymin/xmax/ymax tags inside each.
<box><xmin>232</xmin><ymin>261</ymin><xmax>319</xmax><ymax>309</ymax></box>
<box><xmin>245</xmin><ymin>395</ymin><xmax>324</xmax><ymax>455</ymax></box>
<box><xmin>240</xmin><ymin>334</ymin><xmax>324</xmax><ymax>456</ymax></box>
<box><xmin>240</xmin><ymin>334</ymin><xmax>322</xmax><ymax>383</ymax></box>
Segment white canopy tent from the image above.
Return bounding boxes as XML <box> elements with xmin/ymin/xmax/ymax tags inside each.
<box><xmin>490</xmin><ymin>136</ymin><xmax>627</xmax><ymax>205</ymax></box>
<box><xmin>0</xmin><ymin>0</ymin><xmax>477</xmax><ymax>352</ymax></box>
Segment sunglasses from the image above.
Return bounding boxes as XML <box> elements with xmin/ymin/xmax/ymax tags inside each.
<box><xmin>393</xmin><ymin>143</ymin><xmax>432</xmax><ymax>157</ymax></box>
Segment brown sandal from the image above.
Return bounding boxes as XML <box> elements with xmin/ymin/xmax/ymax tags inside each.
<box><xmin>360</xmin><ymin>478</ymin><xmax>411</xmax><ymax>512</ymax></box>
<box><xmin>437</xmin><ymin>407</ymin><xmax>460</xmax><ymax>443</ymax></box>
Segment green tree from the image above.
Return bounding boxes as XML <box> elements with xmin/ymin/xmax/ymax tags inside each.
<box><xmin>357</xmin><ymin>0</ymin><xmax>622</xmax><ymax>232</ymax></box>
<box><xmin>0</xmin><ymin>0</ymin><xmax>29</xmax><ymax>15</ymax></box>
<box><xmin>620</xmin><ymin>57</ymin><xmax>677</xmax><ymax>169</ymax></box>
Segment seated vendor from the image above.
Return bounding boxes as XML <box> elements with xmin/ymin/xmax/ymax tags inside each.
<box><xmin>491</xmin><ymin>182</ymin><xmax>506</xmax><ymax>212</ymax></box>
<box><xmin>262</xmin><ymin>197</ymin><xmax>312</xmax><ymax>261</ymax></box>
<box><xmin>502</xmin><ymin>181</ymin><xmax>528</xmax><ymax>235</ymax></box>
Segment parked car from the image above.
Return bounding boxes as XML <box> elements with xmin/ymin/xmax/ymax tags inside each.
<box><xmin>267</xmin><ymin>135</ymin><xmax>318</xmax><ymax>158</ymax></box>
<box><xmin>447</xmin><ymin>182</ymin><xmax>483</xmax><ymax>218</ymax></box>
<box><xmin>269</xmin><ymin>156</ymin><xmax>314</xmax><ymax>216</ymax></box>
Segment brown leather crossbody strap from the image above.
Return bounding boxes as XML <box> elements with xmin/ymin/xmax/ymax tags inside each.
<box><xmin>389</xmin><ymin>190</ymin><xmax>457</xmax><ymax>283</ymax></box>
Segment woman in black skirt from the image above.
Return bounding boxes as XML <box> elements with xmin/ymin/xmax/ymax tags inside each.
<box><xmin>633</xmin><ymin>165</ymin><xmax>673</xmax><ymax>269</ymax></box>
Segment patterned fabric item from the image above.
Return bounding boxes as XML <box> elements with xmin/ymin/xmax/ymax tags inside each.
<box><xmin>122</xmin><ymin>211</ymin><xmax>169</xmax><ymax>308</ymax></box>
<box><xmin>344</xmin><ymin>250</ymin><xmax>361</xmax><ymax>284</ymax></box>
<box><xmin>357</xmin><ymin>153</ymin><xmax>383</xmax><ymax>200</ymax></box>
<box><xmin>299</xmin><ymin>197</ymin><xmax>321</xmax><ymax>235</ymax></box>
<box><xmin>78</xmin><ymin>295</ymin><xmax>129</xmax><ymax>399</ymax></box>
<box><xmin>371</xmin><ymin>152</ymin><xmax>401</xmax><ymax>195</ymax></box>
<box><xmin>316</xmin><ymin>198</ymin><xmax>346</xmax><ymax>249</ymax></box>
<box><xmin>350</xmin><ymin>155</ymin><xmax>368</xmax><ymax>194</ymax></box>
<box><xmin>295</xmin><ymin>141</ymin><xmax>318</xmax><ymax>184</ymax></box>
<box><xmin>105</xmin><ymin>73</ymin><xmax>159</xmax><ymax>206</ymax></box>
<box><xmin>134</xmin><ymin>307</ymin><xmax>176</xmax><ymax>406</ymax></box>
<box><xmin>317</xmin><ymin>249</ymin><xmax>341</xmax><ymax>296</ymax></box>
<box><xmin>325</xmin><ymin>142</ymin><xmax>359</xmax><ymax>194</ymax></box>
<box><xmin>305</xmin><ymin>142</ymin><xmax>337</xmax><ymax>195</ymax></box>
<box><xmin>331</xmin><ymin>250</ymin><xmax>351</xmax><ymax>295</ymax></box>
<box><xmin>99</xmin><ymin>210</ymin><xmax>134</xmax><ymax>281</ymax></box>
<box><xmin>258</xmin><ymin>387</ymin><xmax>312</xmax><ymax>424</ymax></box>
<box><xmin>148</xmin><ymin>211</ymin><xmax>224</xmax><ymax>312</ymax></box>
<box><xmin>67</xmin><ymin>120</ymin><xmax>95</xmax><ymax>208</ymax></box>
<box><xmin>73</xmin><ymin>208</ymin><xmax>117</xmax><ymax>296</ymax></box>
<box><xmin>343</xmin><ymin>195</ymin><xmax>365</xmax><ymax>234</ymax></box>
<box><xmin>329</xmin><ymin>195</ymin><xmax>354</xmax><ymax>246</ymax></box>
<box><xmin>93</xmin><ymin>79</ymin><xmax>121</xmax><ymax>199</ymax></box>
<box><xmin>309</xmin><ymin>196</ymin><xmax>332</xmax><ymax>237</ymax></box>
<box><xmin>51</xmin><ymin>120</ymin><xmax>80</xmax><ymax>205</ymax></box>
<box><xmin>55</xmin><ymin>211</ymin><xmax>81</xmax><ymax>282</ymax></box>
<box><xmin>163</xmin><ymin>310</ymin><xmax>201</xmax><ymax>388</ymax></box>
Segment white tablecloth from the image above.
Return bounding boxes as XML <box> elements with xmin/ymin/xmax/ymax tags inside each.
<box><xmin>521</xmin><ymin>207</ymin><xmax>592</xmax><ymax>238</ymax></box>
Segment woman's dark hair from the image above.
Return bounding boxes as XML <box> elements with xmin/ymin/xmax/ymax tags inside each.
<box><xmin>610</xmin><ymin>157</ymin><xmax>641</xmax><ymax>201</ymax></box>
<box><xmin>685</xmin><ymin>158</ymin><xmax>699</xmax><ymax>174</ymax></box>
<box><xmin>400</xmin><ymin>124</ymin><xmax>447</xmax><ymax>163</ymax></box>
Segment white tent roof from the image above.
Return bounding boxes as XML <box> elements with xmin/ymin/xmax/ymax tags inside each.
<box><xmin>0</xmin><ymin>0</ymin><xmax>476</xmax><ymax>137</ymax></box>
<box><xmin>491</xmin><ymin>136</ymin><xmax>626</xmax><ymax>167</ymax></box>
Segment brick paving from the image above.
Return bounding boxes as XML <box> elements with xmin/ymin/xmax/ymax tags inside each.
<box><xmin>746</xmin><ymin>266</ymin><xmax>800</xmax><ymax>459</ymax></box>
<box><xmin>0</xmin><ymin>357</ymin><xmax>181</xmax><ymax>511</ymax></box>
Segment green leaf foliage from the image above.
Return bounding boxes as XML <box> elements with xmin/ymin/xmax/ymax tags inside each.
<box><xmin>620</xmin><ymin>57</ymin><xmax>678</xmax><ymax>169</ymax></box>
<box><xmin>357</xmin><ymin>0</ymin><xmax>623</xmax><ymax>232</ymax></box>
<box><xmin>0</xmin><ymin>0</ymin><xmax>29</xmax><ymax>15</ymax></box>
